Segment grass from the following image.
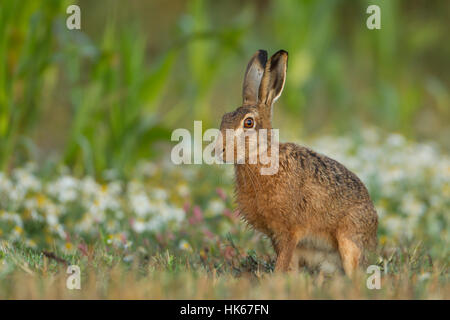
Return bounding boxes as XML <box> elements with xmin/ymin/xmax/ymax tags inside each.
<box><xmin>0</xmin><ymin>240</ymin><xmax>448</xmax><ymax>299</ymax></box>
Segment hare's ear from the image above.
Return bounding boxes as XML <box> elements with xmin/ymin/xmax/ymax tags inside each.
<box><xmin>242</xmin><ymin>50</ymin><xmax>268</xmax><ymax>105</ymax></box>
<box><xmin>258</xmin><ymin>50</ymin><xmax>288</xmax><ymax>108</ymax></box>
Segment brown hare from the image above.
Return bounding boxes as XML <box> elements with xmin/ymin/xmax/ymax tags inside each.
<box><xmin>218</xmin><ymin>50</ymin><xmax>378</xmax><ymax>275</ymax></box>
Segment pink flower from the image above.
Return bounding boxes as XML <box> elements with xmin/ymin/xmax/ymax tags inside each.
<box><xmin>183</xmin><ymin>201</ymin><xmax>191</xmax><ymax>213</ymax></box>
<box><xmin>120</xmin><ymin>232</ymin><xmax>127</xmax><ymax>244</ymax></box>
<box><xmin>223</xmin><ymin>208</ymin><xmax>238</xmax><ymax>221</ymax></box>
<box><xmin>223</xmin><ymin>246</ymin><xmax>236</xmax><ymax>260</ymax></box>
<box><xmin>193</xmin><ymin>206</ymin><xmax>203</xmax><ymax>220</ymax></box>
<box><xmin>216</xmin><ymin>188</ymin><xmax>227</xmax><ymax>201</ymax></box>
<box><xmin>78</xmin><ymin>243</ymin><xmax>88</xmax><ymax>257</ymax></box>
<box><xmin>189</xmin><ymin>205</ymin><xmax>203</xmax><ymax>225</ymax></box>
<box><xmin>166</xmin><ymin>232</ymin><xmax>175</xmax><ymax>240</ymax></box>
<box><xmin>156</xmin><ymin>233</ymin><xmax>164</xmax><ymax>244</ymax></box>
<box><xmin>203</xmin><ymin>228</ymin><xmax>214</xmax><ymax>239</ymax></box>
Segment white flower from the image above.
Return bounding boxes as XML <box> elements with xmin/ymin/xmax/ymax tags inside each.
<box><xmin>45</xmin><ymin>202</ymin><xmax>61</xmax><ymax>216</ymax></box>
<box><xmin>136</xmin><ymin>161</ymin><xmax>158</xmax><ymax>177</ymax></box>
<box><xmin>156</xmin><ymin>202</ymin><xmax>184</xmax><ymax>224</ymax></box>
<box><xmin>9</xmin><ymin>185</ymin><xmax>26</xmax><ymax>203</ymax></box>
<box><xmin>123</xmin><ymin>255</ymin><xmax>134</xmax><ymax>262</ymax></box>
<box><xmin>46</xmin><ymin>213</ymin><xmax>59</xmax><ymax>226</ymax></box>
<box><xmin>0</xmin><ymin>173</ymin><xmax>12</xmax><ymax>192</ymax></box>
<box><xmin>30</xmin><ymin>210</ymin><xmax>43</xmax><ymax>222</ymax></box>
<box><xmin>385</xmin><ymin>216</ymin><xmax>403</xmax><ymax>234</ymax></box>
<box><xmin>0</xmin><ymin>211</ymin><xmax>23</xmax><ymax>227</ymax></box>
<box><xmin>80</xmin><ymin>176</ymin><xmax>100</xmax><ymax>195</ymax></box>
<box><xmin>108</xmin><ymin>181</ymin><xmax>122</xmax><ymax>195</ymax></box>
<box><xmin>115</xmin><ymin>210</ymin><xmax>124</xmax><ymax>219</ymax></box>
<box><xmin>208</xmin><ymin>199</ymin><xmax>225</xmax><ymax>215</ymax></box>
<box><xmin>128</xmin><ymin>180</ymin><xmax>144</xmax><ymax>194</ymax></box>
<box><xmin>152</xmin><ymin>188</ymin><xmax>168</xmax><ymax>201</ymax></box>
<box><xmin>168</xmin><ymin>206</ymin><xmax>185</xmax><ymax>223</ymax></box>
<box><xmin>129</xmin><ymin>191</ymin><xmax>152</xmax><ymax>217</ymax></box>
<box><xmin>75</xmin><ymin>214</ymin><xmax>94</xmax><ymax>233</ymax></box>
<box><xmin>55</xmin><ymin>224</ymin><xmax>66</xmax><ymax>239</ymax></box>
<box><xmin>103</xmin><ymin>168</ymin><xmax>119</xmax><ymax>181</ymax></box>
<box><xmin>418</xmin><ymin>272</ymin><xmax>431</xmax><ymax>281</ymax></box>
<box><xmin>47</xmin><ymin>176</ymin><xmax>78</xmax><ymax>203</ymax></box>
<box><xmin>133</xmin><ymin>220</ymin><xmax>146</xmax><ymax>233</ymax></box>
<box><xmin>146</xmin><ymin>218</ymin><xmax>163</xmax><ymax>232</ymax></box>
<box><xmin>401</xmin><ymin>194</ymin><xmax>425</xmax><ymax>217</ymax></box>
<box><xmin>386</xmin><ymin>133</ymin><xmax>405</xmax><ymax>148</ymax></box>
<box><xmin>13</xmin><ymin>168</ymin><xmax>41</xmax><ymax>193</ymax></box>
<box><xmin>24</xmin><ymin>197</ymin><xmax>37</xmax><ymax>210</ymax></box>
<box><xmin>361</xmin><ymin>128</ymin><xmax>379</xmax><ymax>144</ymax></box>
<box><xmin>178</xmin><ymin>240</ymin><xmax>192</xmax><ymax>251</ymax></box>
<box><xmin>176</xmin><ymin>184</ymin><xmax>190</xmax><ymax>197</ymax></box>
<box><xmin>375</xmin><ymin>204</ymin><xmax>387</xmax><ymax>219</ymax></box>
<box><xmin>87</xmin><ymin>202</ymin><xmax>105</xmax><ymax>222</ymax></box>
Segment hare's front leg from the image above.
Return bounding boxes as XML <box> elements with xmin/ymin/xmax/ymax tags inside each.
<box><xmin>273</xmin><ymin>232</ymin><xmax>301</xmax><ymax>272</ymax></box>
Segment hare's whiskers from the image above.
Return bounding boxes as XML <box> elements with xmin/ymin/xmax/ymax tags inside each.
<box><xmin>244</xmin><ymin>164</ymin><xmax>261</xmax><ymax>193</ymax></box>
<box><xmin>242</xmin><ymin>164</ymin><xmax>257</xmax><ymax>195</ymax></box>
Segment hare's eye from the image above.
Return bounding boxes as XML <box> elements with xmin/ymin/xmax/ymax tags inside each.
<box><xmin>243</xmin><ymin>117</ymin><xmax>254</xmax><ymax>128</ymax></box>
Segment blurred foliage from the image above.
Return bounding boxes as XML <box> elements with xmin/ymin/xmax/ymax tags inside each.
<box><xmin>0</xmin><ymin>0</ymin><xmax>449</xmax><ymax>176</ymax></box>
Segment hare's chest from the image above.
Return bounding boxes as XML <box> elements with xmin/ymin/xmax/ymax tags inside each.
<box><xmin>236</xmin><ymin>192</ymin><xmax>271</xmax><ymax>235</ymax></box>
<box><xmin>235</xmin><ymin>183</ymin><xmax>294</xmax><ymax>236</ymax></box>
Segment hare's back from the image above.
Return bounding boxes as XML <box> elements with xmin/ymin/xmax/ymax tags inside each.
<box><xmin>281</xmin><ymin>143</ymin><xmax>372</xmax><ymax>203</ymax></box>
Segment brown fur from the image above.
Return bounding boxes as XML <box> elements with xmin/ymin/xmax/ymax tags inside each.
<box><xmin>219</xmin><ymin>50</ymin><xmax>378</xmax><ymax>275</ymax></box>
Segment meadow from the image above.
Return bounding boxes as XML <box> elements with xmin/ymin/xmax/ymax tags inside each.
<box><xmin>0</xmin><ymin>0</ymin><xmax>449</xmax><ymax>299</ymax></box>
<box><xmin>1</xmin><ymin>129</ymin><xmax>449</xmax><ymax>298</ymax></box>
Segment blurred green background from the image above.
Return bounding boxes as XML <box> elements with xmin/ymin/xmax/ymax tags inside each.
<box><xmin>1</xmin><ymin>0</ymin><xmax>449</xmax><ymax>177</ymax></box>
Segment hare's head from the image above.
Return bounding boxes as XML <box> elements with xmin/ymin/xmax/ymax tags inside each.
<box><xmin>218</xmin><ymin>50</ymin><xmax>288</xmax><ymax>163</ymax></box>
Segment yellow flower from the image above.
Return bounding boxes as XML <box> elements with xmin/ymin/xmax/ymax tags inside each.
<box><xmin>23</xmin><ymin>209</ymin><xmax>31</xmax><ymax>219</ymax></box>
<box><xmin>379</xmin><ymin>235</ymin><xmax>387</xmax><ymax>246</ymax></box>
<box><xmin>45</xmin><ymin>235</ymin><xmax>53</xmax><ymax>244</ymax></box>
<box><xmin>179</xmin><ymin>240</ymin><xmax>192</xmax><ymax>251</ymax></box>
<box><xmin>107</xmin><ymin>233</ymin><xmax>121</xmax><ymax>245</ymax></box>
<box><xmin>65</xmin><ymin>242</ymin><xmax>73</xmax><ymax>250</ymax></box>
<box><xmin>26</xmin><ymin>239</ymin><xmax>37</xmax><ymax>248</ymax></box>
<box><xmin>36</xmin><ymin>194</ymin><xmax>47</xmax><ymax>208</ymax></box>
<box><xmin>14</xmin><ymin>226</ymin><xmax>23</xmax><ymax>235</ymax></box>
<box><xmin>443</xmin><ymin>184</ymin><xmax>450</xmax><ymax>197</ymax></box>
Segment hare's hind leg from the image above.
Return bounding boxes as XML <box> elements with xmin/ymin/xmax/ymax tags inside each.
<box><xmin>336</xmin><ymin>233</ymin><xmax>362</xmax><ymax>276</ymax></box>
<box><xmin>336</xmin><ymin>204</ymin><xmax>378</xmax><ymax>276</ymax></box>
<box><xmin>337</xmin><ymin>206</ymin><xmax>378</xmax><ymax>276</ymax></box>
